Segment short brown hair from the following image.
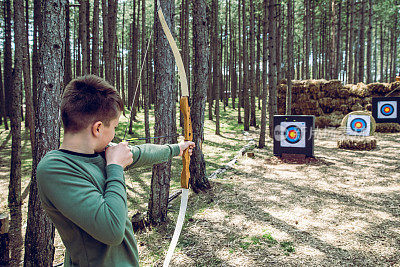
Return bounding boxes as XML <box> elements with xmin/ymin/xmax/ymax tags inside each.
<box><xmin>61</xmin><ymin>75</ymin><xmax>123</xmax><ymax>133</ymax></box>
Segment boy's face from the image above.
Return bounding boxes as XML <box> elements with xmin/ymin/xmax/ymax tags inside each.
<box><xmin>97</xmin><ymin>112</ymin><xmax>121</xmax><ymax>152</ymax></box>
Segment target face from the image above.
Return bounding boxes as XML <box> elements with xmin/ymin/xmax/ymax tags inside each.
<box><xmin>280</xmin><ymin>122</ymin><xmax>306</xmax><ymax>147</ymax></box>
<box><xmin>377</xmin><ymin>101</ymin><xmax>397</xmax><ymax>119</ymax></box>
<box><xmin>284</xmin><ymin>126</ymin><xmax>302</xmax><ymax>143</ymax></box>
<box><xmin>346</xmin><ymin>115</ymin><xmax>371</xmax><ymax>136</ymax></box>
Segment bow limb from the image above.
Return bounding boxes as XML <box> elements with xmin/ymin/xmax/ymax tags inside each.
<box><xmin>157</xmin><ymin>2</ymin><xmax>192</xmax><ymax>266</ymax></box>
<box><xmin>156</xmin><ymin>0</ymin><xmax>192</xmax><ymax>188</ymax></box>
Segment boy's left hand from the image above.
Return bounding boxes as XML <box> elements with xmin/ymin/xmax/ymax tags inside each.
<box><xmin>179</xmin><ymin>141</ymin><xmax>195</xmax><ymax>157</ymax></box>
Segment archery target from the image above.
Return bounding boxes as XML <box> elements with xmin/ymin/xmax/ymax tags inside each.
<box><xmin>280</xmin><ymin>121</ymin><xmax>306</xmax><ymax>148</ymax></box>
<box><xmin>377</xmin><ymin>101</ymin><xmax>397</xmax><ymax>119</ymax></box>
<box><xmin>346</xmin><ymin>115</ymin><xmax>371</xmax><ymax>136</ymax></box>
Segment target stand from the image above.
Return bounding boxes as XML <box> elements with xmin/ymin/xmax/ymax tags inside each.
<box><xmin>273</xmin><ymin>115</ymin><xmax>315</xmax><ymax>157</ymax></box>
<box><xmin>372</xmin><ymin>97</ymin><xmax>400</xmax><ymax>123</ymax></box>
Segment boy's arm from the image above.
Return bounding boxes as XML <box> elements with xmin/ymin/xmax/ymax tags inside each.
<box><xmin>38</xmin><ymin>161</ymin><xmax>127</xmax><ymax>246</ymax></box>
<box><xmin>127</xmin><ymin>143</ymin><xmax>181</xmax><ymax>168</ymax></box>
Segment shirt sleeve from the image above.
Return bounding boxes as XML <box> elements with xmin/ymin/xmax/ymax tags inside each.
<box><xmin>37</xmin><ymin>159</ymin><xmax>127</xmax><ymax>246</ymax></box>
<box><xmin>128</xmin><ymin>143</ymin><xmax>180</xmax><ymax>168</ymax></box>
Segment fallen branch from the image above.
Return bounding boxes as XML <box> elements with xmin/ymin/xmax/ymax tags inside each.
<box><xmin>208</xmin><ymin>132</ymin><xmax>256</xmax><ymax>180</ymax></box>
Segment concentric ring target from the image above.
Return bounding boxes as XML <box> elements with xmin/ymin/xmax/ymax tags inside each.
<box><xmin>284</xmin><ymin>125</ymin><xmax>302</xmax><ymax>144</ymax></box>
<box><xmin>380</xmin><ymin>103</ymin><xmax>394</xmax><ymax>116</ymax></box>
<box><xmin>350</xmin><ymin>118</ymin><xmax>367</xmax><ymax>133</ymax></box>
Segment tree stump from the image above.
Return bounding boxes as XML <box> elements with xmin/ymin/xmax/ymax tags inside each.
<box><xmin>337</xmin><ymin>136</ymin><xmax>377</xmax><ymax>150</ymax></box>
<box><xmin>131</xmin><ymin>212</ymin><xmax>150</xmax><ymax>233</ymax></box>
<box><xmin>0</xmin><ymin>213</ymin><xmax>9</xmax><ymax>266</ymax></box>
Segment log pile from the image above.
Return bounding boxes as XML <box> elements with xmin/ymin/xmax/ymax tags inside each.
<box><xmin>278</xmin><ymin>79</ymin><xmax>400</xmax><ymax>131</ymax></box>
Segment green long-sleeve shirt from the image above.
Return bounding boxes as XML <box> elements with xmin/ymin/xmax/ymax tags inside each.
<box><xmin>37</xmin><ymin>143</ymin><xmax>180</xmax><ymax>267</ymax></box>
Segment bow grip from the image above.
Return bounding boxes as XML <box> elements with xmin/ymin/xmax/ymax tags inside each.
<box><xmin>180</xmin><ymin>96</ymin><xmax>192</xmax><ymax>189</ymax></box>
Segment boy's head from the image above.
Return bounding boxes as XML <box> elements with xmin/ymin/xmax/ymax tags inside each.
<box><xmin>61</xmin><ymin>75</ymin><xmax>123</xmax><ymax>134</ymax></box>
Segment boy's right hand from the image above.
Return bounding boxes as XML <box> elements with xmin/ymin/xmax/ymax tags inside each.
<box><xmin>105</xmin><ymin>142</ymin><xmax>133</xmax><ymax>168</ymax></box>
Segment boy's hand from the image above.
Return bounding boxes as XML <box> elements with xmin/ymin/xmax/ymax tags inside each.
<box><xmin>179</xmin><ymin>141</ymin><xmax>195</xmax><ymax>157</ymax></box>
<box><xmin>105</xmin><ymin>142</ymin><xmax>133</xmax><ymax>168</ymax></box>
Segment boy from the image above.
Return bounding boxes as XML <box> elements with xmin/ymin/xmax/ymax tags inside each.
<box><xmin>37</xmin><ymin>75</ymin><xmax>194</xmax><ymax>266</ymax></box>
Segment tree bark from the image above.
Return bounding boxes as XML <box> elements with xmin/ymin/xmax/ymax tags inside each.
<box><xmin>190</xmin><ymin>0</ymin><xmax>211</xmax><ymax>193</ymax></box>
<box><xmin>268</xmin><ymin>0</ymin><xmax>278</xmax><ymax>138</ymax></box>
<box><xmin>311</xmin><ymin>0</ymin><xmax>318</xmax><ymax>79</ymax></box>
<box><xmin>9</xmin><ymin>0</ymin><xmax>24</xmax><ymax>265</ymax></box>
<box><xmin>212</xmin><ymin>0</ymin><xmax>220</xmax><ymax>135</ymax></box>
<box><xmin>0</xmin><ymin>52</ymin><xmax>7</xmax><ymax>129</ymax></box>
<box><xmin>4</xmin><ymin>0</ymin><xmax>12</xmax><ymax>117</ymax></box>
<box><xmin>366</xmin><ymin>0</ymin><xmax>373</xmax><ymax>83</ymax></box>
<box><xmin>347</xmin><ymin>0</ymin><xmax>354</xmax><ymax>84</ymax></box>
<box><xmin>249</xmin><ymin>0</ymin><xmax>256</xmax><ymax>127</ymax></box>
<box><xmin>91</xmin><ymin>0</ymin><xmax>100</xmax><ymax>75</ymax></box>
<box><xmin>286</xmin><ymin>0</ymin><xmax>294</xmax><ymax>115</ymax></box>
<box><xmin>79</xmin><ymin>0</ymin><xmax>89</xmax><ymax>74</ymax></box>
<box><xmin>23</xmin><ymin>1</ymin><xmax>66</xmax><ymax>265</ymax></box>
<box><xmin>237</xmin><ymin>0</ymin><xmax>242</xmax><ymax>124</ymax></box>
<box><xmin>304</xmin><ymin>0</ymin><xmax>311</xmax><ymax>79</ymax></box>
<box><xmin>358</xmin><ymin>0</ymin><xmax>366</xmax><ymax>83</ymax></box>
<box><xmin>330</xmin><ymin>0</ymin><xmax>337</xmax><ymax>79</ymax></box>
<box><xmin>148</xmin><ymin>0</ymin><xmax>175</xmax><ymax>225</ymax></box>
<box><xmin>259</xmin><ymin>0</ymin><xmax>268</xmax><ymax>148</ymax></box>
<box><xmin>64</xmin><ymin>3</ymin><xmax>72</xmax><ymax>85</ymax></box>
<box><xmin>242</xmin><ymin>0</ymin><xmax>249</xmax><ymax>131</ymax></box>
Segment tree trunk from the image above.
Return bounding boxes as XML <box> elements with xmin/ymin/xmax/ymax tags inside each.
<box><xmin>358</xmin><ymin>0</ymin><xmax>366</xmax><ymax>83</ymax></box>
<box><xmin>237</xmin><ymin>0</ymin><xmax>242</xmax><ymax>124</ymax></box>
<box><xmin>91</xmin><ymin>0</ymin><xmax>100</xmax><ymax>75</ymax></box>
<box><xmin>259</xmin><ymin>0</ymin><xmax>268</xmax><ymax>148</ymax></box>
<box><xmin>348</xmin><ymin>0</ymin><xmax>354</xmax><ymax>84</ymax></box>
<box><xmin>249</xmin><ymin>0</ymin><xmax>256</xmax><ymax>127</ymax></box>
<box><xmin>242</xmin><ymin>0</ymin><xmax>249</xmax><ymax>131</ymax></box>
<box><xmin>390</xmin><ymin>5</ymin><xmax>398</xmax><ymax>82</ymax></box>
<box><xmin>64</xmin><ymin>4</ymin><xmax>72</xmax><ymax>85</ymax></box>
<box><xmin>142</xmin><ymin>0</ymin><xmax>150</xmax><ymax>142</ymax></box>
<box><xmin>336</xmin><ymin>1</ymin><xmax>342</xmax><ymax>80</ymax></box>
<box><xmin>79</xmin><ymin>0</ymin><xmax>89</xmax><ymax>74</ymax></box>
<box><xmin>102</xmin><ymin>0</ymin><xmax>110</xmax><ymax>81</ymax></box>
<box><xmin>0</xmin><ymin>52</ymin><xmax>7</xmax><ymax>129</ymax></box>
<box><xmin>9</xmin><ymin>0</ymin><xmax>24</xmax><ymax>265</ymax></box>
<box><xmin>256</xmin><ymin>12</ymin><xmax>261</xmax><ymax>110</ymax></box>
<box><xmin>286</xmin><ymin>0</ymin><xmax>294</xmax><ymax>115</ymax></box>
<box><xmin>23</xmin><ymin>0</ymin><xmax>34</xmax><ymax>141</ymax></box>
<box><xmin>366</xmin><ymin>0</ymin><xmax>373</xmax><ymax>83</ymax></box>
<box><xmin>311</xmin><ymin>0</ymin><xmax>318</xmax><ymax>79</ymax></box>
<box><xmin>4</xmin><ymin>0</ymin><xmax>12</xmax><ymax>117</ymax></box>
<box><xmin>330</xmin><ymin>0</ymin><xmax>337</xmax><ymax>79</ymax></box>
<box><xmin>229</xmin><ymin>0</ymin><xmax>237</xmax><ymax>110</ymax></box>
<box><xmin>304</xmin><ymin>0</ymin><xmax>311</xmax><ymax>79</ymax></box>
<box><xmin>212</xmin><ymin>0</ymin><xmax>220</xmax><ymax>135</ymax></box>
<box><xmin>24</xmin><ymin>1</ymin><xmax>66</xmax><ymax>266</ymax></box>
<box><xmin>190</xmin><ymin>0</ymin><xmax>211</xmax><ymax>193</ymax></box>
<box><xmin>148</xmin><ymin>0</ymin><xmax>175</xmax><ymax>225</ymax></box>
<box><xmin>276</xmin><ymin>2</ymin><xmax>282</xmax><ymax>82</ymax></box>
<box><xmin>268</xmin><ymin>0</ymin><xmax>278</xmax><ymax>138</ymax></box>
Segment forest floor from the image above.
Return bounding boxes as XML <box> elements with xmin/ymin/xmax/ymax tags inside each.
<box><xmin>1</xmin><ymin>107</ymin><xmax>399</xmax><ymax>266</ymax></box>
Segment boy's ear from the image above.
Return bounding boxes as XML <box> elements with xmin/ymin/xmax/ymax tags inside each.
<box><xmin>92</xmin><ymin>121</ymin><xmax>103</xmax><ymax>137</ymax></box>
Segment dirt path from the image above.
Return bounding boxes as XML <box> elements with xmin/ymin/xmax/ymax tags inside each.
<box><xmin>1</xmin><ymin>128</ymin><xmax>399</xmax><ymax>266</ymax></box>
<box><xmin>150</xmin><ymin>129</ymin><xmax>400</xmax><ymax>266</ymax></box>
